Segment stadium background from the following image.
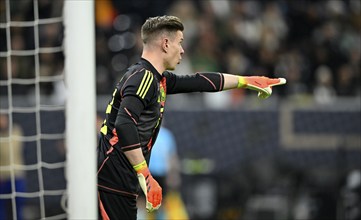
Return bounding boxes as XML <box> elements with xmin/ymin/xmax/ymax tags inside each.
<box><xmin>0</xmin><ymin>0</ymin><xmax>360</xmax><ymax>219</ymax></box>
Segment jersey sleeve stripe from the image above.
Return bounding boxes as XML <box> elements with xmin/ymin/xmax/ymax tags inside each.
<box><xmin>140</xmin><ymin>72</ymin><xmax>154</xmax><ymax>99</ymax></box>
<box><xmin>124</xmin><ymin>107</ymin><xmax>137</xmax><ymax>124</ymax></box>
<box><xmin>137</xmin><ymin>70</ymin><xmax>154</xmax><ymax>99</ymax></box>
<box><xmin>137</xmin><ymin>70</ymin><xmax>151</xmax><ymax>97</ymax></box>
<box><xmin>136</xmin><ymin>70</ymin><xmax>149</xmax><ymax>96</ymax></box>
<box><xmin>199</xmin><ymin>74</ymin><xmax>217</xmax><ymax>90</ymax></box>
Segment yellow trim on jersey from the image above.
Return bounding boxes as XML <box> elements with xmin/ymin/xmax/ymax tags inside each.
<box><xmin>105</xmin><ymin>89</ymin><xmax>117</xmax><ymax>114</ymax></box>
<box><xmin>138</xmin><ymin>72</ymin><xmax>151</xmax><ymax>98</ymax></box>
<box><xmin>100</xmin><ymin>125</ymin><xmax>107</xmax><ymax>135</ymax></box>
<box><xmin>136</xmin><ymin>71</ymin><xmax>148</xmax><ymax>96</ymax></box>
<box><xmin>141</xmin><ymin>74</ymin><xmax>153</xmax><ymax>99</ymax></box>
<box><xmin>136</xmin><ymin>70</ymin><xmax>154</xmax><ymax>99</ymax></box>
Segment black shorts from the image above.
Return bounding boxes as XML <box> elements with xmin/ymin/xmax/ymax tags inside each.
<box><xmin>98</xmin><ymin>190</ymin><xmax>137</xmax><ymax>220</ymax></box>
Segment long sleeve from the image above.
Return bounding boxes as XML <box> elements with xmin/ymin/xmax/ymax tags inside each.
<box><xmin>164</xmin><ymin>71</ymin><xmax>224</xmax><ymax>94</ymax></box>
<box><xmin>114</xmin><ymin>96</ymin><xmax>144</xmax><ymax>151</ymax></box>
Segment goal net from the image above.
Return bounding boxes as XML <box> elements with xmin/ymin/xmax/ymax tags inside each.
<box><xmin>0</xmin><ymin>0</ymin><xmax>96</xmax><ymax>219</ymax></box>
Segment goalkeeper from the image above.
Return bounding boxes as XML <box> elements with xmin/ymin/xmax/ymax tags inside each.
<box><xmin>97</xmin><ymin>15</ymin><xmax>286</xmax><ymax>220</ymax></box>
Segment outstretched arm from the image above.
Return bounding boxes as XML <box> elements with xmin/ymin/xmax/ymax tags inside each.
<box><xmin>165</xmin><ymin>72</ymin><xmax>286</xmax><ymax>99</ymax></box>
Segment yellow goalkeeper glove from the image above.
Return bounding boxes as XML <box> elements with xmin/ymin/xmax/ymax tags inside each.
<box><xmin>238</xmin><ymin>76</ymin><xmax>286</xmax><ymax>99</ymax></box>
<box><xmin>133</xmin><ymin>160</ymin><xmax>162</xmax><ymax>212</ymax></box>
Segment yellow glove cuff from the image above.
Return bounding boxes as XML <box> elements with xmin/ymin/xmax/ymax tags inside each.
<box><xmin>133</xmin><ymin>160</ymin><xmax>147</xmax><ymax>172</ymax></box>
<box><xmin>237</xmin><ymin>76</ymin><xmax>247</xmax><ymax>88</ymax></box>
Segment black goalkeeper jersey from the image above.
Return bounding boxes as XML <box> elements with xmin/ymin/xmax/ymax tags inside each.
<box><xmin>97</xmin><ymin>58</ymin><xmax>224</xmax><ymax>197</ymax></box>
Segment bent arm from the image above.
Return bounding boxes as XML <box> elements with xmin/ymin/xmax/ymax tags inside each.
<box><xmin>114</xmin><ymin>96</ymin><xmax>145</xmax><ymax>166</ymax></box>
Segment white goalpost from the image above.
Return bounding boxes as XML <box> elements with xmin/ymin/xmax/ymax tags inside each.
<box><xmin>63</xmin><ymin>0</ymin><xmax>97</xmax><ymax>219</ymax></box>
<box><xmin>0</xmin><ymin>0</ymin><xmax>96</xmax><ymax>219</ymax></box>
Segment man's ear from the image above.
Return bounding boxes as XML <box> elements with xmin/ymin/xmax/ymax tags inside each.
<box><xmin>162</xmin><ymin>38</ymin><xmax>169</xmax><ymax>53</ymax></box>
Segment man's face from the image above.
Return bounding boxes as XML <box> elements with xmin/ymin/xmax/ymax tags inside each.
<box><xmin>165</xmin><ymin>30</ymin><xmax>184</xmax><ymax>71</ymax></box>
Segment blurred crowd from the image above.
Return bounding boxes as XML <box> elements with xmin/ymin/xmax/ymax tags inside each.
<box><xmin>95</xmin><ymin>0</ymin><xmax>360</xmax><ymax>107</ymax></box>
<box><xmin>0</xmin><ymin>0</ymin><xmax>64</xmax><ymax>100</ymax></box>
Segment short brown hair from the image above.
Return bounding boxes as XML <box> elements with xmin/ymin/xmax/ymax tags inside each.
<box><xmin>141</xmin><ymin>15</ymin><xmax>184</xmax><ymax>44</ymax></box>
